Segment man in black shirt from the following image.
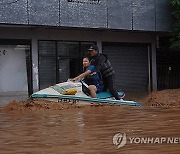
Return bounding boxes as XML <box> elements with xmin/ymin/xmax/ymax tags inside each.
<box><xmin>88</xmin><ymin>45</ymin><xmax>124</xmax><ymax>100</ymax></box>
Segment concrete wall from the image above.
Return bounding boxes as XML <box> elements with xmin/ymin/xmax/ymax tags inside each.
<box><xmin>0</xmin><ymin>27</ymin><xmax>157</xmax><ymax>92</ymax></box>
<box><xmin>0</xmin><ymin>0</ymin><xmax>171</xmax><ymax>32</ymax></box>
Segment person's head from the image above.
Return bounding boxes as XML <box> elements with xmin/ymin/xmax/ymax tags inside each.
<box><xmin>83</xmin><ymin>56</ymin><xmax>91</xmax><ymax>68</ymax></box>
<box><xmin>88</xmin><ymin>45</ymin><xmax>99</xmax><ymax>57</ymax></box>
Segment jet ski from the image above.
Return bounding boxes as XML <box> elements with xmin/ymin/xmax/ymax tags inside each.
<box><xmin>31</xmin><ymin>81</ymin><xmax>141</xmax><ymax>107</ymax></box>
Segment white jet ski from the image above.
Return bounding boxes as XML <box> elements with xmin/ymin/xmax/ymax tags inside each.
<box><xmin>31</xmin><ymin>81</ymin><xmax>141</xmax><ymax>107</ymax></box>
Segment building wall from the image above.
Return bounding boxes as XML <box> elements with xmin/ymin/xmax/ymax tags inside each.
<box><xmin>0</xmin><ymin>27</ymin><xmax>157</xmax><ymax>92</ymax></box>
<box><xmin>0</xmin><ymin>0</ymin><xmax>171</xmax><ymax>32</ymax></box>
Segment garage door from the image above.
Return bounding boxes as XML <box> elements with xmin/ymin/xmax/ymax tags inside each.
<box><xmin>102</xmin><ymin>42</ymin><xmax>149</xmax><ymax>91</ymax></box>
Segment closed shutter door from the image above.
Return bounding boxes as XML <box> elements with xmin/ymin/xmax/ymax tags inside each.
<box><xmin>102</xmin><ymin>43</ymin><xmax>149</xmax><ymax>91</ymax></box>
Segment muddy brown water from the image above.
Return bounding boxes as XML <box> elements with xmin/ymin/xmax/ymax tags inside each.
<box><xmin>0</xmin><ymin>105</ymin><xmax>180</xmax><ymax>154</ymax></box>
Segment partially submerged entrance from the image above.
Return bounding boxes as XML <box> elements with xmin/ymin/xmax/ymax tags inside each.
<box><xmin>0</xmin><ymin>39</ymin><xmax>32</xmax><ymax>103</ymax></box>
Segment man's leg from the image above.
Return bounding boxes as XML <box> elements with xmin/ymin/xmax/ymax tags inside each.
<box><xmin>105</xmin><ymin>75</ymin><xmax>120</xmax><ymax>100</ymax></box>
<box><xmin>103</xmin><ymin>77</ymin><xmax>108</xmax><ymax>91</ymax></box>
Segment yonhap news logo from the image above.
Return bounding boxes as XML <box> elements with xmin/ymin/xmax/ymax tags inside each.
<box><xmin>113</xmin><ymin>132</ymin><xmax>180</xmax><ymax>149</ymax></box>
<box><xmin>112</xmin><ymin>132</ymin><xmax>127</xmax><ymax>148</ymax></box>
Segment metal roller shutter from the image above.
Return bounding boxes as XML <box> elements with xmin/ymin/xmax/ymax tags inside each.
<box><xmin>102</xmin><ymin>42</ymin><xmax>149</xmax><ymax>91</ymax></box>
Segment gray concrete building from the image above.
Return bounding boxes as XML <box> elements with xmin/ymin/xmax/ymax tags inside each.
<box><xmin>0</xmin><ymin>0</ymin><xmax>172</xmax><ymax>97</ymax></box>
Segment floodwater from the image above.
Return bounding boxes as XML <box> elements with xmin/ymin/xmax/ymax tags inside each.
<box><xmin>0</xmin><ymin>106</ymin><xmax>180</xmax><ymax>154</ymax></box>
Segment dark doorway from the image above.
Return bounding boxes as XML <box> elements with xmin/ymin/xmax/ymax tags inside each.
<box><xmin>157</xmin><ymin>36</ymin><xmax>180</xmax><ymax>90</ymax></box>
<box><xmin>38</xmin><ymin>41</ymin><xmax>94</xmax><ymax>90</ymax></box>
<box><xmin>157</xmin><ymin>50</ymin><xmax>180</xmax><ymax>90</ymax></box>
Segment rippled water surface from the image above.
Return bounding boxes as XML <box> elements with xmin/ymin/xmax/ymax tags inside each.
<box><xmin>0</xmin><ymin>106</ymin><xmax>180</xmax><ymax>153</ymax></box>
